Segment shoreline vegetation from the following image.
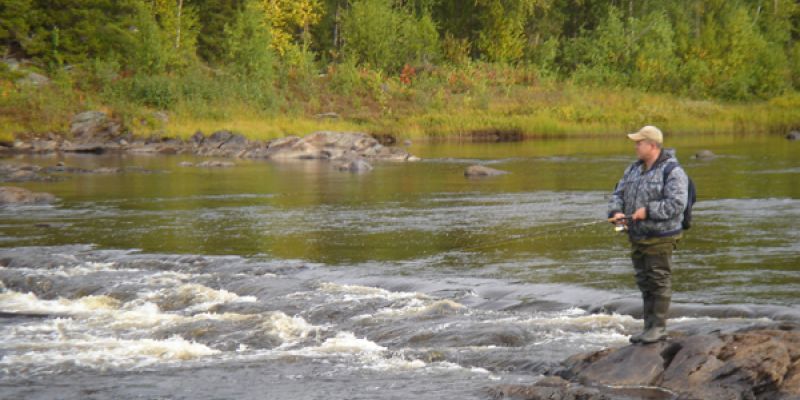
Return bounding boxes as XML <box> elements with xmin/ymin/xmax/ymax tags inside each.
<box><xmin>4</xmin><ymin>66</ymin><xmax>800</xmax><ymax>145</ymax></box>
<box><xmin>2</xmin><ymin>1</ymin><xmax>800</xmax><ymax>143</ymax></box>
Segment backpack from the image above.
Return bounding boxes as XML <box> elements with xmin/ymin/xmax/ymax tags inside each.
<box><xmin>663</xmin><ymin>162</ymin><xmax>696</xmax><ymax>230</ymax></box>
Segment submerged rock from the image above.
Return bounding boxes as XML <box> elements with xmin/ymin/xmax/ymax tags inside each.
<box><xmin>0</xmin><ymin>186</ymin><xmax>57</xmax><ymax>205</ymax></box>
<box><xmin>507</xmin><ymin>323</ymin><xmax>800</xmax><ymax>400</ymax></box>
<box><xmin>197</xmin><ymin>160</ymin><xmax>235</xmax><ymax>168</ymax></box>
<box><xmin>693</xmin><ymin>149</ymin><xmax>717</xmax><ymax>160</ymax></box>
<box><xmin>464</xmin><ymin>165</ymin><xmax>509</xmax><ymax>178</ymax></box>
<box><xmin>335</xmin><ymin>159</ymin><xmax>373</xmax><ymax>173</ymax></box>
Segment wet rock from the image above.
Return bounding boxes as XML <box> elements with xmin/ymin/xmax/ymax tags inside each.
<box><xmin>12</xmin><ymin>140</ymin><xmax>31</xmax><ymax>151</ymax></box>
<box><xmin>464</xmin><ymin>165</ymin><xmax>509</xmax><ymax>177</ymax></box>
<box><xmin>549</xmin><ymin>324</ymin><xmax>800</xmax><ymax>400</ymax></box>
<box><xmin>92</xmin><ymin>167</ymin><xmax>122</xmax><ymax>174</ymax></box>
<box><xmin>787</xmin><ymin>131</ymin><xmax>800</xmax><ymax>141</ymax></box>
<box><xmin>30</xmin><ymin>140</ymin><xmax>59</xmax><ymax>152</ymax></box>
<box><xmin>693</xmin><ymin>149</ymin><xmax>717</xmax><ymax>160</ymax></box>
<box><xmin>60</xmin><ymin>141</ymin><xmax>111</xmax><ymax>153</ymax></box>
<box><xmin>6</xmin><ymin>169</ymin><xmax>42</xmax><ymax>182</ymax></box>
<box><xmin>489</xmin><ymin>377</ymin><xmax>615</xmax><ymax>400</ymax></box>
<box><xmin>265</xmin><ymin>131</ymin><xmax>415</xmax><ymax>161</ymax></box>
<box><xmin>190</xmin><ymin>131</ymin><xmax>205</xmax><ymax>145</ymax></box>
<box><xmin>207</xmin><ymin>130</ymin><xmax>234</xmax><ymax>145</ymax></box>
<box><xmin>44</xmin><ymin>164</ymin><xmax>92</xmax><ymax>174</ymax></box>
<box><xmin>559</xmin><ymin>342</ymin><xmax>668</xmax><ymax>385</ymax></box>
<box><xmin>0</xmin><ymin>186</ymin><xmax>57</xmax><ymax>205</ymax></box>
<box><xmin>335</xmin><ymin>159</ymin><xmax>373</xmax><ymax>173</ymax></box>
<box><xmin>197</xmin><ymin>161</ymin><xmax>235</xmax><ymax>168</ymax></box>
<box><xmin>179</xmin><ymin>161</ymin><xmax>194</xmax><ymax>167</ymax></box>
<box><xmin>70</xmin><ymin>111</ymin><xmax>119</xmax><ymax>139</ymax></box>
<box><xmin>0</xmin><ymin>164</ymin><xmax>51</xmax><ymax>182</ymax></box>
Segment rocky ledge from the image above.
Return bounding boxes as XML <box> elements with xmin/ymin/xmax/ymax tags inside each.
<box><xmin>3</xmin><ymin>111</ymin><xmax>418</xmax><ymax>165</ymax></box>
<box><xmin>492</xmin><ymin>323</ymin><xmax>800</xmax><ymax>400</ymax></box>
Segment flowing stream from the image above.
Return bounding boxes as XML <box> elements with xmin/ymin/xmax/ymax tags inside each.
<box><xmin>1</xmin><ymin>134</ymin><xmax>798</xmax><ymax>399</ymax></box>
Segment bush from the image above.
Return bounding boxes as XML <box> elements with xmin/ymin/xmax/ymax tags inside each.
<box><xmin>126</xmin><ymin>74</ymin><xmax>176</xmax><ymax>109</ymax></box>
<box><xmin>341</xmin><ymin>0</ymin><xmax>439</xmax><ymax>72</ymax></box>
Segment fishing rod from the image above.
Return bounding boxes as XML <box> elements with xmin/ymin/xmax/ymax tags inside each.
<box><xmin>457</xmin><ymin>216</ymin><xmax>631</xmax><ymax>252</ymax></box>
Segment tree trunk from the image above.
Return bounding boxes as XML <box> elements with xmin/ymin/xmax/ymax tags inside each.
<box><xmin>176</xmin><ymin>0</ymin><xmax>183</xmax><ymax>49</ymax></box>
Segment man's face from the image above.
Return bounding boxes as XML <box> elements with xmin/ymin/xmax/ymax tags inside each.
<box><xmin>635</xmin><ymin>140</ymin><xmax>655</xmax><ymax>160</ymax></box>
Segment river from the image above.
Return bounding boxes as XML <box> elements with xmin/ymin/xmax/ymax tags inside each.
<box><xmin>1</xmin><ymin>134</ymin><xmax>798</xmax><ymax>399</ymax></box>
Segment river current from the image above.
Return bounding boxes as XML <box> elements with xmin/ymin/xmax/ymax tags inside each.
<box><xmin>1</xmin><ymin>135</ymin><xmax>798</xmax><ymax>399</ymax></box>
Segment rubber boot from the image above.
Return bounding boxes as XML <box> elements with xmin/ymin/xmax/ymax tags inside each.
<box><xmin>629</xmin><ymin>294</ymin><xmax>654</xmax><ymax>343</ymax></box>
<box><xmin>639</xmin><ymin>295</ymin><xmax>670</xmax><ymax>344</ymax></box>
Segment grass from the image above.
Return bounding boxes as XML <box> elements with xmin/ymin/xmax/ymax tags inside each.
<box><xmin>2</xmin><ymin>63</ymin><xmax>799</xmax><ymax>142</ymax></box>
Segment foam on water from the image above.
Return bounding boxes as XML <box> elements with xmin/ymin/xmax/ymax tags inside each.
<box><xmin>1</xmin><ymin>332</ymin><xmax>218</xmax><ymax>374</ymax></box>
<box><xmin>1</xmin><ymin>291</ymin><xmax>121</xmax><ymax>314</ymax></box>
<box><xmin>310</xmin><ymin>332</ymin><xmax>387</xmax><ymax>354</ymax></box>
<box><xmin>263</xmin><ymin>311</ymin><xmax>321</xmax><ymax>344</ymax></box>
<box><xmin>368</xmin><ymin>299</ymin><xmax>466</xmax><ymax>319</ymax></box>
<box><xmin>140</xmin><ymin>283</ymin><xmax>257</xmax><ymax>313</ymax></box>
<box><xmin>0</xmin><ymin>261</ymin><xmax>141</xmax><ymax>277</ymax></box>
<box><xmin>317</xmin><ymin>282</ymin><xmax>427</xmax><ymax>302</ymax></box>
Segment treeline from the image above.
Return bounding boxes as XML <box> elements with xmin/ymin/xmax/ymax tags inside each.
<box><xmin>1</xmin><ymin>0</ymin><xmax>799</xmax><ymax>111</ymax></box>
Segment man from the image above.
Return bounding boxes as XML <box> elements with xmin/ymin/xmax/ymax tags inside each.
<box><xmin>608</xmin><ymin>126</ymin><xmax>689</xmax><ymax>344</ymax></box>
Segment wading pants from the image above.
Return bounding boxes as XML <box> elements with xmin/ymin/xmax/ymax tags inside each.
<box><xmin>631</xmin><ymin>235</ymin><xmax>680</xmax><ymax>329</ymax></box>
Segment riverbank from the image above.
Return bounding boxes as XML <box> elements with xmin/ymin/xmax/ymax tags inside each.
<box><xmin>3</xmin><ymin>65</ymin><xmax>800</xmax><ymax>144</ymax></box>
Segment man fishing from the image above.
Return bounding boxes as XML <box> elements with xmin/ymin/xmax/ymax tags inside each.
<box><xmin>608</xmin><ymin>126</ymin><xmax>689</xmax><ymax>344</ymax></box>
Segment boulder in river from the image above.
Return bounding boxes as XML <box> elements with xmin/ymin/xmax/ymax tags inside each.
<box><xmin>787</xmin><ymin>131</ymin><xmax>800</xmax><ymax>141</ymax></box>
<box><xmin>61</xmin><ymin>110</ymin><xmax>126</xmax><ymax>154</ymax></box>
<box><xmin>197</xmin><ymin>160</ymin><xmax>235</xmax><ymax>168</ymax></box>
<box><xmin>499</xmin><ymin>323</ymin><xmax>800</xmax><ymax>400</ymax></box>
<box><xmin>0</xmin><ymin>186</ymin><xmax>57</xmax><ymax>205</ymax></box>
<box><xmin>692</xmin><ymin>149</ymin><xmax>717</xmax><ymax>160</ymax></box>
<box><xmin>335</xmin><ymin>159</ymin><xmax>373</xmax><ymax>173</ymax></box>
<box><xmin>265</xmin><ymin>131</ymin><xmax>416</xmax><ymax>161</ymax></box>
<box><xmin>464</xmin><ymin>165</ymin><xmax>509</xmax><ymax>178</ymax></box>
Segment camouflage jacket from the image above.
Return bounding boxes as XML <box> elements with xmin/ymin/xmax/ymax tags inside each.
<box><xmin>608</xmin><ymin>148</ymin><xmax>689</xmax><ymax>242</ymax></box>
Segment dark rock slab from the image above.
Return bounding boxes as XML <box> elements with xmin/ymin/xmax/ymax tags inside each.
<box><xmin>544</xmin><ymin>324</ymin><xmax>800</xmax><ymax>400</ymax></box>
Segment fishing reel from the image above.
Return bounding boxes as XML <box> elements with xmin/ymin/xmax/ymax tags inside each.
<box><xmin>609</xmin><ymin>215</ymin><xmax>630</xmax><ymax>233</ymax></box>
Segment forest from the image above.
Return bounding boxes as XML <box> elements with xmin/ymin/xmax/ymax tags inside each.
<box><xmin>2</xmin><ymin>0</ymin><xmax>799</xmax><ymax>139</ymax></box>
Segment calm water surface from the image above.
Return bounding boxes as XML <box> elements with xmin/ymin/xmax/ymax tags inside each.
<box><xmin>0</xmin><ymin>134</ymin><xmax>798</xmax><ymax>399</ymax></box>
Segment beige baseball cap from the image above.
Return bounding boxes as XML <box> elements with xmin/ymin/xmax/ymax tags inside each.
<box><xmin>627</xmin><ymin>125</ymin><xmax>663</xmax><ymax>144</ymax></box>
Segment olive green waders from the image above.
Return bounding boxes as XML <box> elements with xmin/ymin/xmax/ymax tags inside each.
<box><xmin>628</xmin><ymin>235</ymin><xmax>680</xmax><ymax>344</ymax></box>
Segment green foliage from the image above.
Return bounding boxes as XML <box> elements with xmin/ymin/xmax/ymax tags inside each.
<box><xmin>2</xmin><ymin>0</ymin><xmax>800</xmax><ymax>132</ymax></box>
<box><xmin>475</xmin><ymin>0</ymin><xmax>542</xmax><ymax>63</ymax></box>
<box><xmin>222</xmin><ymin>0</ymin><xmax>276</xmax><ymax>109</ymax></box>
<box><xmin>340</xmin><ymin>0</ymin><xmax>439</xmax><ymax>72</ymax></box>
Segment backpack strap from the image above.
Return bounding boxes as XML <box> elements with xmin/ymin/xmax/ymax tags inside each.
<box><xmin>662</xmin><ymin>162</ymin><xmax>678</xmax><ymax>182</ymax></box>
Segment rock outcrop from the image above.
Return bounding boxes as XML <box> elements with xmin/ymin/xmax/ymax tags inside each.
<box><xmin>8</xmin><ymin>112</ymin><xmax>419</xmax><ymax>163</ymax></box>
<box><xmin>0</xmin><ymin>186</ymin><xmax>57</xmax><ymax>205</ymax></box>
<box><xmin>495</xmin><ymin>323</ymin><xmax>800</xmax><ymax>400</ymax></box>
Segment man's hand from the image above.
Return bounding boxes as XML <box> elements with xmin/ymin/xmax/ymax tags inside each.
<box><xmin>632</xmin><ymin>207</ymin><xmax>647</xmax><ymax>221</ymax></box>
<box><xmin>609</xmin><ymin>212</ymin><xmax>626</xmax><ymax>224</ymax></box>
